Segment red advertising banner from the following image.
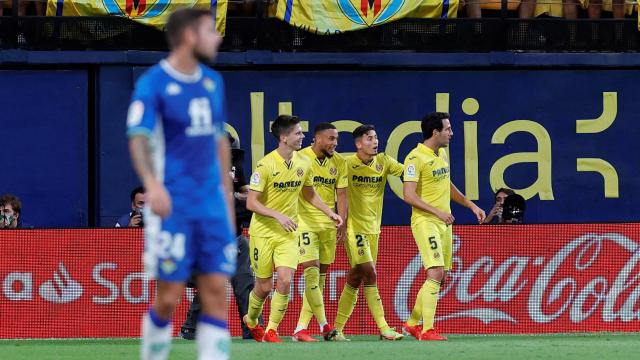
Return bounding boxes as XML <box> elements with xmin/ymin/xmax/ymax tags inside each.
<box><xmin>1</xmin><ymin>224</ymin><xmax>639</xmax><ymax>338</ymax></box>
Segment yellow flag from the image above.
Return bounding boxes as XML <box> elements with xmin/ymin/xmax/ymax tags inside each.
<box><xmin>46</xmin><ymin>0</ymin><xmax>227</xmax><ymax>35</ymax></box>
<box><xmin>275</xmin><ymin>0</ymin><xmax>458</xmax><ymax>35</ymax></box>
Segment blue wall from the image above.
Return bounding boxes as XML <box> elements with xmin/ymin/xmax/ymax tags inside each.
<box><xmin>0</xmin><ymin>70</ymin><xmax>88</xmax><ymax>227</ymax></box>
<box><xmin>97</xmin><ymin>68</ymin><xmax>639</xmax><ymax>226</ymax></box>
<box><xmin>2</xmin><ymin>53</ymin><xmax>639</xmax><ymax>227</ymax></box>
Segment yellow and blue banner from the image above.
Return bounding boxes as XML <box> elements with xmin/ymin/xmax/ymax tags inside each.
<box><xmin>46</xmin><ymin>0</ymin><xmax>227</xmax><ymax>34</ymax></box>
<box><xmin>275</xmin><ymin>0</ymin><xmax>459</xmax><ymax>35</ymax></box>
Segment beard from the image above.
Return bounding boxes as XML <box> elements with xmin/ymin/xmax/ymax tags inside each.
<box><xmin>321</xmin><ymin>148</ymin><xmax>334</xmax><ymax>158</ymax></box>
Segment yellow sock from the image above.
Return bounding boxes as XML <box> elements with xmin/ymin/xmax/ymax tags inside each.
<box><xmin>421</xmin><ymin>279</ymin><xmax>441</xmax><ymax>332</ymax></box>
<box><xmin>335</xmin><ymin>284</ymin><xmax>358</xmax><ymax>332</ymax></box>
<box><xmin>407</xmin><ymin>286</ymin><xmax>425</xmax><ymax>326</ymax></box>
<box><xmin>364</xmin><ymin>285</ymin><xmax>390</xmax><ymax>332</ymax></box>
<box><xmin>300</xmin><ymin>267</ymin><xmax>327</xmax><ymax>328</ymax></box>
<box><xmin>266</xmin><ymin>291</ymin><xmax>289</xmax><ymax>332</ymax></box>
<box><xmin>246</xmin><ymin>291</ymin><xmax>265</xmax><ymax>327</ymax></box>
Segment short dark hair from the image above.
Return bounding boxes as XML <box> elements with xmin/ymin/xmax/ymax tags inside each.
<box><xmin>314</xmin><ymin>122</ymin><xmax>336</xmax><ymax>135</ymax></box>
<box><xmin>0</xmin><ymin>194</ymin><xmax>22</xmax><ymax>215</ymax></box>
<box><xmin>421</xmin><ymin>112</ymin><xmax>450</xmax><ymax>140</ymax></box>
<box><xmin>130</xmin><ymin>186</ymin><xmax>145</xmax><ymax>203</ymax></box>
<box><xmin>271</xmin><ymin>115</ymin><xmax>301</xmax><ymax>140</ymax></box>
<box><xmin>353</xmin><ymin>124</ymin><xmax>375</xmax><ymax>141</ymax></box>
<box><xmin>494</xmin><ymin>188</ymin><xmax>515</xmax><ymax>200</ymax></box>
<box><xmin>165</xmin><ymin>8</ymin><xmax>213</xmax><ymax>49</ymax></box>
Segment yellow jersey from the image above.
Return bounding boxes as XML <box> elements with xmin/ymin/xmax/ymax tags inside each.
<box><xmin>346</xmin><ymin>153</ymin><xmax>403</xmax><ymax>235</ymax></box>
<box><xmin>297</xmin><ymin>147</ymin><xmax>348</xmax><ymax>231</ymax></box>
<box><xmin>403</xmin><ymin>143</ymin><xmax>451</xmax><ymax>225</ymax></box>
<box><xmin>249</xmin><ymin>149</ymin><xmax>313</xmax><ymax>238</ymax></box>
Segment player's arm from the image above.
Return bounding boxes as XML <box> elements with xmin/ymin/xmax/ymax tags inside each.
<box><xmin>336</xmin><ymin>187</ymin><xmax>348</xmax><ymax>243</ymax></box>
<box><xmin>127</xmin><ymin>77</ymin><xmax>171</xmax><ymax>218</ymax></box>
<box><xmin>451</xmin><ymin>183</ymin><xmax>486</xmax><ymax>224</ymax></box>
<box><xmin>403</xmin><ymin>181</ymin><xmax>454</xmax><ymax>225</ymax></box>
<box><xmin>301</xmin><ymin>186</ymin><xmax>343</xmax><ymax>227</ymax></box>
<box><xmin>246</xmin><ymin>190</ymin><xmax>297</xmax><ymax>232</ymax></box>
<box><xmin>217</xmin><ymin>136</ymin><xmax>236</xmax><ymax>233</ymax></box>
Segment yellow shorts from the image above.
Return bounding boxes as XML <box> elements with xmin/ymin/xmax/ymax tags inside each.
<box><xmin>345</xmin><ymin>232</ymin><xmax>379</xmax><ymax>267</ymax></box>
<box><xmin>249</xmin><ymin>233</ymin><xmax>298</xmax><ymax>279</ymax></box>
<box><xmin>412</xmin><ymin>221</ymin><xmax>453</xmax><ymax>271</ymax></box>
<box><xmin>297</xmin><ymin>228</ymin><xmax>337</xmax><ymax>265</ymax></box>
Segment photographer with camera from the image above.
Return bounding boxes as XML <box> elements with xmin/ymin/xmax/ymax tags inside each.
<box><xmin>115</xmin><ymin>186</ymin><xmax>145</xmax><ymax>228</ymax></box>
<box><xmin>482</xmin><ymin>188</ymin><xmax>515</xmax><ymax>224</ymax></box>
<box><xmin>482</xmin><ymin>188</ymin><xmax>526</xmax><ymax>224</ymax></box>
<box><xmin>180</xmin><ymin>133</ymin><xmax>263</xmax><ymax>340</ymax></box>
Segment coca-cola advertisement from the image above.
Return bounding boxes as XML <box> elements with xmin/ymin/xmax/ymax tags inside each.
<box><xmin>1</xmin><ymin>225</ymin><xmax>639</xmax><ymax>338</ymax></box>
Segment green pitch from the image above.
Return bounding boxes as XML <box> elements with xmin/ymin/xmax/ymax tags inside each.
<box><xmin>1</xmin><ymin>334</ymin><xmax>636</xmax><ymax>360</ymax></box>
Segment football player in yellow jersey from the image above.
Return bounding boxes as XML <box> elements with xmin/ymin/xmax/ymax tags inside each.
<box><xmin>334</xmin><ymin>124</ymin><xmax>405</xmax><ymax>341</ymax></box>
<box><xmin>402</xmin><ymin>112</ymin><xmax>485</xmax><ymax>341</ymax></box>
<box><xmin>243</xmin><ymin>115</ymin><xmax>343</xmax><ymax>343</ymax></box>
<box><xmin>292</xmin><ymin>123</ymin><xmax>348</xmax><ymax>342</ymax></box>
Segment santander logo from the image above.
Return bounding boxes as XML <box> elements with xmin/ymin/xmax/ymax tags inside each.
<box><xmin>38</xmin><ymin>262</ymin><xmax>83</xmax><ymax>304</ymax></box>
<box><xmin>394</xmin><ymin>232</ymin><xmax>640</xmax><ymax>325</ymax></box>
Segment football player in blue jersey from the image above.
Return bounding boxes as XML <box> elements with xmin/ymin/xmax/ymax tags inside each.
<box><xmin>127</xmin><ymin>8</ymin><xmax>235</xmax><ymax>360</ymax></box>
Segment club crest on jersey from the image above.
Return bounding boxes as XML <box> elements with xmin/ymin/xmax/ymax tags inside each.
<box><xmin>203</xmin><ymin>78</ymin><xmax>216</xmax><ymax>92</ymax></box>
<box><xmin>297</xmin><ymin>168</ymin><xmax>304</xmax><ymax>177</ymax></box>
<box><xmin>433</xmin><ymin>252</ymin><xmax>441</xmax><ymax>259</ymax></box>
<box><xmin>299</xmin><ymin>248</ymin><xmax>305</xmax><ymax>255</ymax></box>
<box><xmin>358</xmin><ymin>248</ymin><xmax>365</xmax><ymax>256</ymax></box>
<box><xmin>165</xmin><ymin>82</ymin><xmax>181</xmax><ymax>95</ymax></box>
<box><xmin>161</xmin><ymin>259</ymin><xmax>176</xmax><ymax>274</ymax></box>
<box><xmin>250</xmin><ymin>172</ymin><xmax>261</xmax><ymax>185</ymax></box>
<box><xmin>329</xmin><ymin>167</ymin><xmax>337</xmax><ymax>176</ymax></box>
<box><xmin>407</xmin><ymin>164</ymin><xmax>416</xmax><ymax>178</ymax></box>
<box><xmin>376</xmin><ymin>164</ymin><xmax>383</xmax><ymax>172</ymax></box>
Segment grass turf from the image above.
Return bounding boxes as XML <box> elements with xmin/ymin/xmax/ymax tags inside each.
<box><xmin>1</xmin><ymin>334</ymin><xmax>637</xmax><ymax>360</ymax></box>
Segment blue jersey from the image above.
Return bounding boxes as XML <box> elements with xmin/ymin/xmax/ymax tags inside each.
<box><xmin>127</xmin><ymin>60</ymin><xmax>228</xmax><ymax>220</ymax></box>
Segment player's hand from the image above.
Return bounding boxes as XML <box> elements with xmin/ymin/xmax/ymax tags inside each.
<box><xmin>146</xmin><ymin>180</ymin><xmax>172</xmax><ymax>219</ymax></box>
<box><xmin>336</xmin><ymin>224</ymin><xmax>347</xmax><ymax>245</ymax></box>
<box><xmin>471</xmin><ymin>205</ymin><xmax>486</xmax><ymax>224</ymax></box>
<box><xmin>128</xmin><ymin>214</ymin><xmax>143</xmax><ymax>227</ymax></box>
<box><xmin>275</xmin><ymin>213</ymin><xmax>297</xmax><ymax>232</ymax></box>
<box><xmin>329</xmin><ymin>212</ymin><xmax>343</xmax><ymax>228</ymax></box>
<box><xmin>436</xmin><ymin>210</ymin><xmax>455</xmax><ymax>225</ymax></box>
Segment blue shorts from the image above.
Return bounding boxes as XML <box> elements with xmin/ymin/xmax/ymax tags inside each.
<box><xmin>144</xmin><ymin>211</ymin><xmax>236</xmax><ymax>282</ymax></box>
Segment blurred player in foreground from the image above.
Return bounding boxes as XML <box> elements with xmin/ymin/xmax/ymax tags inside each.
<box><xmin>127</xmin><ymin>8</ymin><xmax>235</xmax><ymax>360</ymax></box>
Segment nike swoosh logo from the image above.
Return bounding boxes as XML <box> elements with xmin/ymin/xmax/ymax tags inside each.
<box><xmin>352</xmin><ymin>165</ymin><xmax>359</xmax><ymax>169</ymax></box>
<box><xmin>311</xmin><ymin>286</ymin><xmax>318</xmax><ymax>290</ymax></box>
<box><xmin>409</xmin><ymin>156</ymin><xmax>416</xmax><ymax>160</ymax></box>
<box><xmin>273</xmin><ymin>172</ymin><xmax>280</xmax><ymax>176</ymax></box>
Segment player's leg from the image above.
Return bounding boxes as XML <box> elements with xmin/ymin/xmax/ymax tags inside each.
<box><xmin>334</xmin><ymin>232</ymin><xmax>364</xmax><ymax>336</ymax></box>
<box><xmin>317</xmin><ymin>229</ymin><xmax>338</xmax><ymax>340</ymax></box>
<box><xmin>141</xmin><ymin>215</ymin><xmax>192</xmax><ymax>360</ymax></box>
<box><xmin>263</xmin><ymin>233</ymin><xmax>299</xmax><ymax>342</ymax></box>
<box><xmin>294</xmin><ymin>230</ymin><xmax>322</xmax><ymax>341</ymax></box>
<box><xmin>244</xmin><ymin>235</ymin><xmax>276</xmax><ymax>341</ymax></box>
<box><xmin>415</xmin><ymin>222</ymin><xmax>447</xmax><ymax>341</ymax></box>
<box><xmin>358</xmin><ymin>234</ymin><xmax>402</xmax><ymax>340</ymax></box>
<box><xmin>194</xmin><ymin>218</ymin><xmax>236</xmax><ymax>360</ymax></box>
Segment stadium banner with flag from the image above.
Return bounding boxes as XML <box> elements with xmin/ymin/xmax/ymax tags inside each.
<box><xmin>275</xmin><ymin>0</ymin><xmax>459</xmax><ymax>35</ymax></box>
<box><xmin>45</xmin><ymin>0</ymin><xmax>228</xmax><ymax>34</ymax></box>
<box><xmin>1</xmin><ymin>224</ymin><xmax>640</xmax><ymax>338</ymax></box>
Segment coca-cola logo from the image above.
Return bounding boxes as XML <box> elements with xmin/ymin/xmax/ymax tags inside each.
<box><xmin>394</xmin><ymin>232</ymin><xmax>640</xmax><ymax>326</ymax></box>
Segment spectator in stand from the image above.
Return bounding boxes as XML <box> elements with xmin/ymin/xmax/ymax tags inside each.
<box><xmin>0</xmin><ymin>194</ymin><xmax>22</xmax><ymax>229</ymax></box>
<box><xmin>482</xmin><ymin>188</ymin><xmax>515</xmax><ymax>224</ymax></box>
<box><xmin>115</xmin><ymin>186</ymin><xmax>145</xmax><ymax>228</ymax></box>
